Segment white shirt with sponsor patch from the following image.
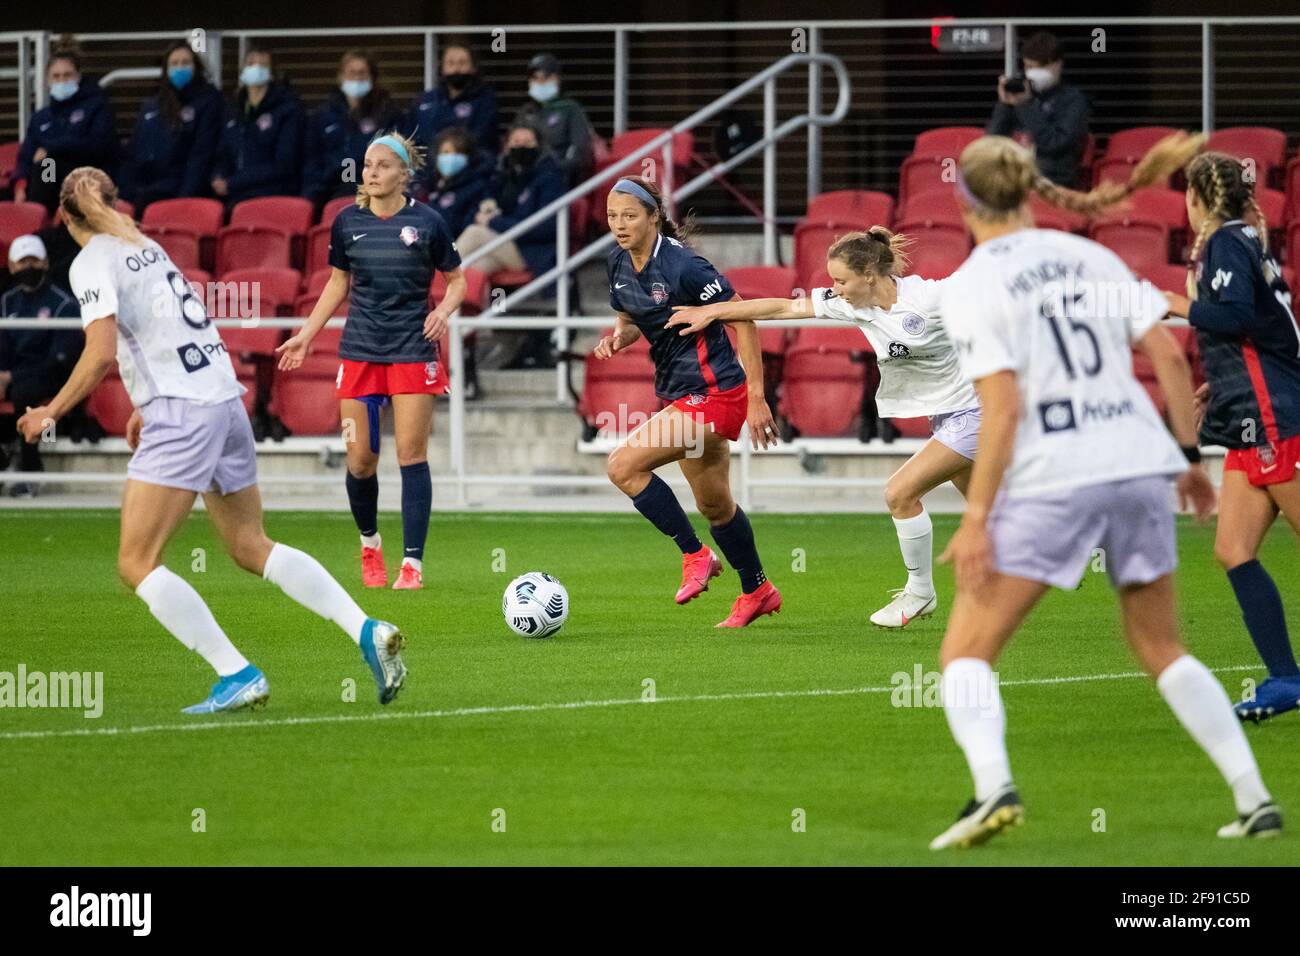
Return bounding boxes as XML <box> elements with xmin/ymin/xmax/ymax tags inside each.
<box><xmin>69</xmin><ymin>233</ymin><xmax>243</xmax><ymax>407</ymax></box>
<box><xmin>811</xmin><ymin>274</ymin><xmax>978</xmax><ymax>418</ymax></box>
<box><xmin>941</xmin><ymin>228</ymin><xmax>1186</xmax><ymax>498</ymax></box>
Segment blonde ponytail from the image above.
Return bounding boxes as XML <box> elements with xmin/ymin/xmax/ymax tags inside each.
<box><xmin>59</xmin><ymin>167</ymin><xmax>145</xmax><ymax>245</ymax></box>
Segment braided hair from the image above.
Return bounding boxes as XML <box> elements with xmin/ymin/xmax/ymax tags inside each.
<box><xmin>1185</xmin><ymin>150</ymin><xmax>1269</xmax><ymax>277</ymax></box>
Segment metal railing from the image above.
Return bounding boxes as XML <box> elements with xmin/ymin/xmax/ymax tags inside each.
<box><xmin>454</xmin><ymin>51</ymin><xmax>850</xmax><ymax>404</ymax></box>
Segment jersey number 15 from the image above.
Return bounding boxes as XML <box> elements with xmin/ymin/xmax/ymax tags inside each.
<box><xmin>1040</xmin><ymin>289</ymin><xmax>1101</xmax><ymax>379</ymax></box>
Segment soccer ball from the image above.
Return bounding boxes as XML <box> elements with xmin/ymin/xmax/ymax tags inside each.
<box><xmin>502</xmin><ymin>572</ymin><xmax>569</xmax><ymax>638</ymax></box>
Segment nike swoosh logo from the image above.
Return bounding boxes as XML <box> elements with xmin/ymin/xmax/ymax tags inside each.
<box><xmin>424</xmin><ymin>378</ymin><xmax>438</xmax><ymax>385</ymax></box>
<box><xmin>352</xmin><ymin>233</ymin><xmax>367</xmax><ymax>241</ymax></box>
<box><xmin>900</xmin><ymin>612</ymin><xmax>911</xmax><ymax>627</ymax></box>
<box><xmin>614</xmin><ymin>282</ymin><xmax>628</xmax><ymax>289</ymax></box>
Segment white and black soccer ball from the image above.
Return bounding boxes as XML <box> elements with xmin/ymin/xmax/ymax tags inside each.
<box><xmin>502</xmin><ymin>571</ymin><xmax>569</xmax><ymax>639</ymax></box>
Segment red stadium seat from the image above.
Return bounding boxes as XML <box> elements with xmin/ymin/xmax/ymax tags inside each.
<box><xmin>1285</xmin><ymin>158</ymin><xmax>1300</xmax><ymax>223</ymax></box>
<box><xmin>294</xmin><ymin>290</ymin><xmax>348</xmax><ymax>319</ymax></box>
<box><xmin>1255</xmin><ymin>187</ymin><xmax>1286</xmax><ymax>234</ymax></box>
<box><xmin>912</xmin><ymin>126</ymin><xmax>983</xmax><ymax>159</ymax></box>
<box><xmin>794</xmin><ymin>221</ymin><xmax>857</xmax><ymax>291</ymax></box>
<box><xmin>1139</xmin><ymin>262</ymin><xmax>1193</xmax><ymax>295</ymax></box>
<box><xmin>0</xmin><ymin>201</ymin><xmax>48</xmax><ymax>246</ymax></box>
<box><xmin>216</xmin><ymin>225</ymin><xmax>292</xmax><ymax>275</ymax></box>
<box><xmin>141</xmin><ymin>225</ymin><xmax>202</xmax><ymax>272</ymax></box>
<box><xmin>1104</xmin><ymin>126</ymin><xmax>1178</xmax><ymax>160</ymax></box>
<box><xmin>489</xmin><ymin>269</ymin><xmax>534</xmax><ymax>290</ymax></box>
<box><xmin>577</xmin><ymin>330</ymin><xmax>662</xmax><ymax>437</ymax></box>
<box><xmin>305</xmin><ymin>222</ymin><xmax>334</xmax><ymax>277</ymax></box>
<box><xmin>805</xmin><ymin>190</ymin><xmax>895</xmax><ymax>228</ymax></box>
<box><xmin>778</xmin><ymin>327</ymin><xmax>869</xmax><ymax>438</ymax></box>
<box><xmin>230</xmin><ymin>197</ymin><xmax>314</xmax><ymax>269</ymax></box>
<box><xmin>142</xmin><ymin>198</ymin><xmax>224</xmax><ymax>271</ymax></box>
<box><xmin>319</xmin><ymin>195</ymin><xmax>354</xmax><ymax>226</ymax></box>
<box><xmin>889</xmin><ymin>221</ymin><xmax>971</xmax><ymax>267</ymax></box>
<box><xmin>431</xmin><ymin>266</ymin><xmax>490</xmax><ymax>314</ymax></box>
<box><xmin>218</xmin><ymin>267</ymin><xmax>303</xmax><ymax>315</ymax></box>
<box><xmin>304</xmin><ymin>267</ymin><xmax>332</xmax><ymax>298</ymax></box>
<box><xmin>51</xmin><ymin>198</ymin><xmax>134</xmax><ymax>227</ymax></box>
<box><xmin>1206</xmin><ymin>127</ymin><xmax>1288</xmax><ymax>188</ymax></box>
<box><xmin>1093</xmin><ymin>157</ymin><xmax>1139</xmax><ymax>189</ymax></box>
<box><xmin>1105</xmin><ymin>188</ymin><xmax>1187</xmax><ymax>259</ymax></box>
<box><xmin>892</xmin><ymin>417</ymin><xmax>932</xmax><ymax>439</ymax></box>
<box><xmin>725</xmin><ymin>265</ymin><xmax>798</xmax><ymax>300</ymax></box>
<box><xmin>0</xmin><ymin>141</ymin><xmax>18</xmax><ymax>191</ymax></box>
<box><xmin>86</xmin><ymin>370</ymin><xmax>134</xmax><ymax>436</ymax></box>
<box><xmin>272</xmin><ymin>361</ymin><xmax>343</xmax><ymax>436</ymax></box>
<box><xmin>182</xmin><ymin>267</ymin><xmax>212</xmax><ymax>292</ymax></box>
<box><xmin>897</xmin><ymin>190</ymin><xmax>962</xmax><ymax>228</ymax></box>
<box><xmin>907</xmin><ymin>243</ymin><xmax>968</xmax><ymax>280</ymax></box>
<box><xmin>1090</xmin><ymin>219</ymin><xmax>1171</xmax><ymax>274</ymax></box>
<box><xmin>898</xmin><ymin>154</ymin><xmax>954</xmax><ymax>207</ymax></box>
<box><xmin>1027</xmin><ymin>193</ymin><xmax>1088</xmax><ymax>233</ymax></box>
<box><xmin>606</xmin><ymin>129</ymin><xmax>695</xmax><ymax>173</ymax></box>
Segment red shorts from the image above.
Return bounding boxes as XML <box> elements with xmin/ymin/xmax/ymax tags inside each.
<box><xmin>1224</xmin><ymin>434</ymin><xmax>1300</xmax><ymax>487</ymax></box>
<box><xmin>669</xmin><ymin>382</ymin><xmax>750</xmax><ymax>442</ymax></box>
<box><xmin>335</xmin><ymin>359</ymin><xmax>448</xmax><ymax>399</ymax></box>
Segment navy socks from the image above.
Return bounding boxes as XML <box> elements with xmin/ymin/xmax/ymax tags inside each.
<box><xmin>710</xmin><ymin>506</ymin><xmax>766</xmax><ymax>594</ymax></box>
<box><xmin>345</xmin><ymin>471</ymin><xmax>379</xmax><ymax>538</ymax></box>
<box><xmin>399</xmin><ymin>462</ymin><xmax>432</xmax><ymax>562</ymax></box>
<box><xmin>631</xmin><ymin>474</ymin><xmax>703</xmax><ymax>554</ymax></box>
<box><xmin>1227</xmin><ymin>559</ymin><xmax>1300</xmax><ymax>678</ymax></box>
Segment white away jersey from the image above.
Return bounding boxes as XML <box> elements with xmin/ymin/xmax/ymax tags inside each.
<box><xmin>811</xmin><ymin>274</ymin><xmax>978</xmax><ymax>417</ymax></box>
<box><xmin>941</xmin><ymin>229</ymin><xmax>1186</xmax><ymax>498</ymax></box>
<box><xmin>69</xmin><ymin>234</ymin><xmax>242</xmax><ymax>408</ymax></box>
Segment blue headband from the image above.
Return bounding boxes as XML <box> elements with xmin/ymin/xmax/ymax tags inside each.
<box><xmin>371</xmin><ymin>135</ymin><xmax>414</xmax><ymax>175</ymax></box>
<box><xmin>612</xmin><ymin>178</ymin><xmax>658</xmax><ymax>210</ymax></box>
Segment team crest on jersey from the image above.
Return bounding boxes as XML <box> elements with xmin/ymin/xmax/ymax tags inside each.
<box><xmin>887</xmin><ymin>342</ymin><xmax>910</xmax><ymax>358</ymax></box>
<box><xmin>651</xmin><ymin>282</ymin><xmax>670</xmax><ymax>305</ymax></box>
<box><xmin>177</xmin><ymin>343</ymin><xmax>211</xmax><ymax>373</ymax></box>
<box><xmin>70</xmin><ymin>109</ymin><xmax>84</xmax><ymax>124</ymax></box>
<box><xmin>257</xmin><ymin>113</ymin><xmax>273</xmax><ymax>131</ymax></box>
<box><xmin>902</xmin><ymin>313</ymin><xmax>926</xmax><ymax>336</ymax></box>
<box><xmin>37</xmin><ymin>307</ymin><xmax>51</xmax><ymax>318</ymax></box>
<box><xmin>438</xmin><ymin>193</ymin><xmax>455</xmax><ymax>207</ymax></box>
<box><xmin>180</xmin><ymin>105</ymin><xmax>195</xmax><ymax>124</ymax></box>
<box><xmin>686</xmin><ymin>393</ymin><xmax>706</xmax><ymax>406</ymax></box>
<box><xmin>400</xmin><ymin>226</ymin><xmax>419</xmax><ymax>246</ymax></box>
<box><xmin>454</xmin><ymin>102</ymin><xmax>473</xmax><ymax>119</ymax></box>
<box><xmin>360</xmin><ymin>118</ymin><xmax>377</xmax><ymax>135</ymax></box>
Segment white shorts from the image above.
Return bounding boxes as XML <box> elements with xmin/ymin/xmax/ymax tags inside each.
<box><xmin>127</xmin><ymin>396</ymin><xmax>258</xmax><ymax>495</ymax></box>
<box><xmin>929</xmin><ymin>406</ymin><xmax>981</xmax><ymax>461</ymax></box>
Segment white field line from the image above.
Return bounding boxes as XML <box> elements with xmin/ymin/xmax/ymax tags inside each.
<box><xmin>0</xmin><ymin>665</ymin><xmax>1261</xmax><ymax>743</ymax></box>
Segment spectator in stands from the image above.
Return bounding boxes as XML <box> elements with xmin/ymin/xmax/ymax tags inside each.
<box><xmin>423</xmin><ymin>128</ymin><xmax>494</xmax><ymax>234</ymax></box>
<box><xmin>302</xmin><ymin>50</ymin><xmax>404</xmax><ymax>206</ymax></box>
<box><xmin>12</xmin><ymin>40</ymin><xmax>117</xmax><ymax>214</ymax></box>
<box><xmin>455</xmin><ymin>121</ymin><xmax>567</xmax><ymax>369</ymax></box>
<box><xmin>120</xmin><ymin>41</ymin><xmax>224</xmax><ymax>215</ymax></box>
<box><xmin>513</xmin><ymin>53</ymin><xmax>594</xmax><ymax>185</ymax></box>
<box><xmin>410</xmin><ymin>41</ymin><xmax>498</xmax><ymax>162</ymax></box>
<box><xmin>0</xmin><ymin>236</ymin><xmax>83</xmax><ymax>495</ymax></box>
<box><xmin>986</xmin><ymin>30</ymin><xmax>1089</xmax><ymax>187</ymax></box>
<box><xmin>212</xmin><ymin>47</ymin><xmax>304</xmax><ymax>206</ymax></box>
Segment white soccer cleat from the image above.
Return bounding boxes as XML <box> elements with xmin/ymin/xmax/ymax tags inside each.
<box><xmin>930</xmin><ymin>785</ymin><xmax>1025</xmax><ymax>850</ymax></box>
<box><xmin>869</xmin><ymin>588</ymin><xmax>938</xmax><ymax>628</ymax></box>
<box><xmin>1217</xmin><ymin>803</ymin><xmax>1283</xmax><ymax>839</ymax></box>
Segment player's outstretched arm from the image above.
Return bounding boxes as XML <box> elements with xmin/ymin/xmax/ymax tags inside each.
<box><xmin>667</xmin><ymin>296</ymin><xmax>813</xmax><ymax>336</ymax></box>
<box><xmin>16</xmin><ymin>316</ymin><xmax>117</xmax><ymax>443</ymax></box>
<box><xmin>278</xmin><ymin>268</ymin><xmax>351</xmax><ymax>370</ymax></box>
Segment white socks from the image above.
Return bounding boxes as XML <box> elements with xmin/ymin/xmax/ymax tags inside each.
<box><xmin>1157</xmin><ymin>655</ymin><xmax>1272</xmax><ymax>814</ymax></box>
<box><xmin>941</xmin><ymin>657</ymin><xmax>1012</xmax><ymax>800</ymax></box>
<box><xmin>263</xmin><ymin>543</ymin><xmax>368</xmax><ymax>643</ymax></box>
<box><xmin>402</xmin><ymin>557</ymin><xmax>423</xmax><ymax>572</ymax></box>
<box><xmin>893</xmin><ymin>509</ymin><xmax>934</xmax><ymax>596</ymax></box>
<box><xmin>361</xmin><ymin>532</ymin><xmax>381</xmax><ymax>550</ymax></box>
<box><xmin>136</xmin><ymin>566</ymin><xmax>250</xmax><ymax>677</ymax></box>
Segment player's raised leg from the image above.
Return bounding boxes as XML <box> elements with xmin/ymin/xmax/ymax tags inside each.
<box><xmin>607</xmin><ymin>405</ymin><xmax>715</xmax><ymax>601</ymax></box>
<box><xmin>928</xmin><ymin>573</ymin><xmax>1045</xmax><ymax>849</ymax></box>
<box><xmin>1216</xmin><ymin>470</ymin><xmax>1300</xmax><ymax>721</ymax></box>
<box><xmin>677</xmin><ymin>424</ymin><xmax>780</xmax><ymax>627</ymax></box>
<box><xmin>391</xmin><ymin>392</ymin><xmax>435</xmax><ymax>590</ymax></box>
<box><xmin>872</xmin><ymin>439</ymin><xmax>972</xmax><ymax>629</ymax></box>
<box><xmin>203</xmin><ymin>482</ymin><xmax>407</xmax><ymax>704</ymax></box>
<box><xmin>120</xmin><ymin>478</ymin><xmax>268</xmax><ymax>714</ymax></box>
<box><xmin>341</xmin><ymin>397</ymin><xmax>387</xmax><ymax>588</ymax></box>
<box><xmin>1118</xmin><ymin>574</ymin><xmax>1281</xmax><ymax>838</ymax></box>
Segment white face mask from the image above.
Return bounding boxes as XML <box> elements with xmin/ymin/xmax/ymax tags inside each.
<box><xmin>1025</xmin><ymin>67</ymin><xmax>1057</xmax><ymax>93</ymax></box>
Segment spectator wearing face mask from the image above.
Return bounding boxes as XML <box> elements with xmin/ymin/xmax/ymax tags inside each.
<box><xmin>410</xmin><ymin>41</ymin><xmax>499</xmax><ymax>161</ymax></box>
<box><xmin>302</xmin><ymin>50</ymin><xmax>404</xmax><ymax>206</ymax></box>
<box><xmin>211</xmin><ymin>47</ymin><xmax>304</xmax><ymax>206</ymax></box>
<box><xmin>512</xmin><ymin>53</ymin><xmax>594</xmax><ymax>185</ymax></box>
<box><xmin>423</xmin><ymin>128</ymin><xmax>494</xmax><ymax>234</ymax></box>
<box><xmin>12</xmin><ymin>39</ymin><xmax>117</xmax><ymax>214</ymax></box>
<box><xmin>0</xmin><ymin>236</ymin><xmax>84</xmax><ymax>495</ymax></box>
<box><xmin>986</xmin><ymin>31</ymin><xmax>1090</xmax><ymax>187</ymax></box>
<box><xmin>120</xmin><ymin>41</ymin><xmax>224</xmax><ymax>214</ymax></box>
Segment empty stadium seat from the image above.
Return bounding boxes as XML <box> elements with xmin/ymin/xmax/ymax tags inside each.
<box><xmin>794</xmin><ymin>222</ymin><xmax>861</xmax><ymax>289</ymax></box>
<box><xmin>320</xmin><ymin>195</ymin><xmax>354</xmax><ymax>225</ymax></box>
<box><xmin>1090</xmin><ymin>219</ymin><xmax>1171</xmax><ymax>274</ymax></box>
<box><xmin>86</xmin><ymin>370</ymin><xmax>134</xmax><ymax>436</ymax></box>
<box><xmin>1103</xmin><ymin>188</ymin><xmax>1187</xmax><ymax>259</ymax></box>
<box><xmin>1104</xmin><ymin>126</ymin><xmax>1179</xmax><ymax>160</ymax></box>
<box><xmin>271</xmin><ymin>351</ymin><xmax>342</xmax><ymax>436</ymax></box>
<box><xmin>1206</xmin><ymin>127</ymin><xmax>1288</xmax><ymax>188</ymax></box>
<box><xmin>897</xmin><ymin>190</ymin><xmax>962</xmax><ymax>228</ymax></box>
<box><xmin>805</xmin><ymin>190</ymin><xmax>895</xmax><ymax>227</ymax></box>
<box><xmin>142</xmin><ymin>198</ymin><xmax>224</xmax><ymax>271</ymax></box>
<box><xmin>305</xmin><ymin>222</ymin><xmax>334</xmax><ymax>277</ymax></box>
<box><xmin>778</xmin><ymin>328</ymin><xmax>869</xmax><ymax>438</ymax></box>
<box><xmin>142</xmin><ymin>225</ymin><xmax>202</xmax><ymax>272</ymax></box>
<box><xmin>1285</xmin><ymin>158</ymin><xmax>1300</xmax><ymax>222</ymax></box>
<box><xmin>0</xmin><ymin>201</ymin><xmax>48</xmax><ymax>248</ymax></box>
<box><xmin>219</xmin><ymin>267</ymin><xmax>304</xmax><ymax>316</ymax></box>
<box><xmin>912</xmin><ymin>126</ymin><xmax>983</xmax><ymax>158</ymax></box>
<box><xmin>888</xmin><ymin>221</ymin><xmax>971</xmax><ymax>264</ymax></box>
<box><xmin>1093</xmin><ymin>157</ymin><xmax>1139</xmax><ymax>189</ymax></box>
<box><xmin>1027</xmin><ymin>194</ymin><xmax>1087</xmax><ymax>233</ymax></box>
<box><xmin>907</xmin><ymin>243</ymin><xmax>968</xmax><ymax>280</ymax></box>
<box><xmin>231</xmin><ymin>196</ymin><xmax>315</xmax><ymax>269</ymax></box>
<box><xmin>577</xmin><ymin>330</ymin><xmax>662</xmax><ymax>438</ymax></box>
<box><xmin>1139</xmin><ymin>262</ymin><xmax>1193</xmax><ymax>294</ymax></box>
<box><xmin>724</xmin><ymin>265</ymin><xmax>798</xmax><ymax>397</ymax></box>
<box><xmin>432</xmin><ymin>266</ymin><xmax>490</xmax><ymax>314</ymax></box>
<box><xmin>898</xmin><ymin>154</ymin><xmax>953</xmax><ymax>206</ymax></box>
<box><xmin>216</xmin><ymin>225</ymin><xmax>293</xmax><ymax>275</ymax></box>
<box><xmin>0</xmin><ymin>141</ymin><xmax>18</xmax><ymax>191</ymax></box>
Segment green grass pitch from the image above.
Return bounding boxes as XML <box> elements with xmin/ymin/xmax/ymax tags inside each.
<box><xmin>1</xmin><ymin>507</ymin><xmax>1296</xmax><ymax>866</ymax></box>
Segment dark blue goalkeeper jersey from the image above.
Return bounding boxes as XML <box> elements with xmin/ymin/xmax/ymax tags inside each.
<box><xmin>607</xmin><ymin>233</ymin><xmax>745</xmax><ymax>400</ymax></box>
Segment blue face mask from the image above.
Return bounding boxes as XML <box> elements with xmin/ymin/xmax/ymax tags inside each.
<box><xmin>529</xmin><ymin>81</ymin><xmax>559</xmax><ymax>104</ymax></box>
<box><xmin>168</xmin><ymin>66</ymin><xmax>194</xmax><ymax>90</ymax></box>
<box><xmin>240</xmin><ymin>64</ymin><xmax>271</xmax><ymax>87</ymax></box>
<box><xmin>341</xmin><ymin>79</ymin><xmax>372</xmax><ymax>99</ymax></box>
<box><xmin>50</xmin><ymin>80</ymin><xmax>78</xmax><ymax>102</ymax></box>
<box><xmin>436</xmin><ymin>152</ymin><xmax>469</xmax><ymax>178</ymax></box>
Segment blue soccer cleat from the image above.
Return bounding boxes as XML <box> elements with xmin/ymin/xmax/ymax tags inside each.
<box><xmin>1234</xmin><ymin>675</ymin><xmax>1300</xmax><ymax>723</ymax></box>
<box><xmin>181</xmin><ymin>664</ymin><xmax>269</xmax><ymax>714</ymax></box>
<box><xmin>360</xmin><ymin>619</ymin><xmax>407</xmax><ymax>705</ymax></box>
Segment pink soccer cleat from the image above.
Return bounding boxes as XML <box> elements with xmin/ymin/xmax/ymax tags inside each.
<box><xmin>716</xmin><ymin>580</ymin><xmax>782</xmax><ymax>628</ymax></box>
<box><xmin>676</xmin><ymin>546</ymin><xmax>723</xmax><ymax>604</ymax></box>
<box><xmin>361</xmin><ymin>545</ymin><xmax>387</xmax><ymax>588</ymax></box>
<box><xmin>392</xmin><ymin>562</ymin><xmax>423</xmax><ymax>590</ymax></box>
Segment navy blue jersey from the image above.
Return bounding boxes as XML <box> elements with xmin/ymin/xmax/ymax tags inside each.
<box><xmin>607</xmin><ymin>234</ymin><xmax>745</xmax><ymax>400</ymax></box>
<box><xmin>329</xmin><ymin>198</ymin><xmax>461</xmax><ymax>363</ymax></box>
<box><xmin>1190</xmin><ymin>220</ymin><xmax>1300</xmax><ymax>448</ymax></box>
